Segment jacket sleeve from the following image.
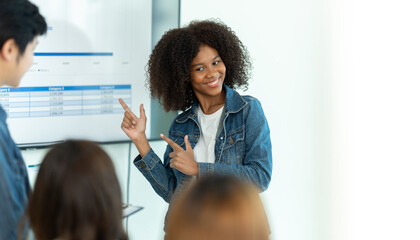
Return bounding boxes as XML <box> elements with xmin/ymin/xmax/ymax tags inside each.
<box><xmin>0</xmin><ymin>138</ymin><xmax>26</xmax><ymax>239</ymax></box>
<box><xmin>133</xmin><ymin>132</ymin><xmax>177</xmax><ymax>203</ymax></box>
<box><xmin>0</xmin><ymin>151</ymin><xmax>15</xmax><ymax>239</ymax></box>
<box><xmin>197</xmin><ymin>98</ymin><xmax>273</xmax><ymax>191</ymax></box>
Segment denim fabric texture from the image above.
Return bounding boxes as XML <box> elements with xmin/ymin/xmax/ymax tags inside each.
<box><xmin>134</xmin><ymin>85</ymin><xmax>272</xmax><ymax>203</ymax></box>
<box><xmin>0</xmin><ymin>107</ymin><xmax>30</xmax><ymax>240</ymax></box>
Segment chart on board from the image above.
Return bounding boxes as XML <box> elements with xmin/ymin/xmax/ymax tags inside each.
<box><xmin>0</xmin><ymin>0</ymin><xmax>152</xmax><ymax>145</ymax></box>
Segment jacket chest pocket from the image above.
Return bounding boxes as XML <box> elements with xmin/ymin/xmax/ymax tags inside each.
<box><xmin>221</xmin><ymin>126</ymin><xmax>245</xmax><ymax>164</ymax></box>
<box><xmin>169</xmin><ymin>132</ymin><xmax>186</xmax><ymax>149</ymax></box>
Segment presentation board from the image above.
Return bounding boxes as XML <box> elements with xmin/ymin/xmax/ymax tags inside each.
<box><xmin>0</xmin><ymin>0</ymin><xmax>152</xmax><ymax>146</ymax></box>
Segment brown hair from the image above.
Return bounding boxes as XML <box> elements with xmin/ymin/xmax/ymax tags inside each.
<box><xmin>147</xmin><ymin>19</ymin><xmax>252</xmax><ymax>112</ymax></box>
<box><xmin>166</xmin><ymin>175</ymin><xmax>270</xmax><ymax>240</ymax></box>
<box><xmin>24</xmin><ymin>140</ymin><xmax>127</xmax><ymax>240</ymax></box>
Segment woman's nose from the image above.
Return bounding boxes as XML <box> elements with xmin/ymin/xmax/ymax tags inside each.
<box><xmin>206</xmin><ymin>67</ymin><xmax>217</xmax><ymax>78</ymax></box>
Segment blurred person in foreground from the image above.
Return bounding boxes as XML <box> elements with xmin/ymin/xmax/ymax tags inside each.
<box><xmin>166</xmin><ymin>175</ymin><xmax>270</xmax><ymax>240</ymax></box>
<box><xmin>0</xmin><ymin>0</ymin><xmax>47</xmax><ymax>238</ymax></box>
<box><xmin>20</xmin><ymin>140</ymin><xmax>128</xmax><ymax>240</ymax></box>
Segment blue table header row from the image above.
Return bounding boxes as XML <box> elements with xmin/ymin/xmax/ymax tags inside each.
<box><xmin>0</xmin><ymin>85</ymin><xmax>131</xmax><ymax>92</ymax></box>
<box><xmin>34</xmin><ymin>52</ymin><xmax>113</xmax><ymax>57</ymax></box>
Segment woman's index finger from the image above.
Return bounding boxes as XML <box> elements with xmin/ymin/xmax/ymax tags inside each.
<box><xmin>160</xmin><ymin>134</ymin><xmax>182</xmax><ymax>151</ymax></box>
<box><xmin>119</xmin><ymin>98</ymin><xmax>131</xmax><ymax>111</ymax></box>
<box><xmin>119</xmin><ymin>99</ymin><xmax>137</xmax><ymax>118</ymax></box>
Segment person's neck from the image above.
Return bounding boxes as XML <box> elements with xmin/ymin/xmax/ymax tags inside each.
<box><xmin>0</xmin><ymin>63</ymin><xmax>6</xmax><ymax>86</ymax></box>
<box><xmin>197</xmin><ymin>91</ymin><xmax>226</xmax><ymax>115</ymax></box>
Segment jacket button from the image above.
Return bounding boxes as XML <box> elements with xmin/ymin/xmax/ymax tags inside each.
<box><xmin>229</xmin><ymin>136</ymin><xmax>234</xmax><ymax>144</ymax></box>
<box><xmin>139</xmin><ymin>163</ymin><xmax>146</xmax><ymax>169</ymax></box>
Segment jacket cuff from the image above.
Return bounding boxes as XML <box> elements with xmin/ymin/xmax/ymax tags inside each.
<box><xmin>133</xmin><ymin>148</ymin><xmax>159</xmax><ymax>171</ymax></box>
<box><xmin>198</xmin><ymin>162</ymin><xmax>214</xmax><ymax>177</ymax></box>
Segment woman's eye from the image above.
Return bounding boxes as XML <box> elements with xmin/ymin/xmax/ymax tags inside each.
<box><xmin>195</xmin><ymin>67</ymin><xmax>204</xmax><ymax>71</ymax></box>
<box><xmin>213</xmin><ymin>61</ymin><xmax>220</xmax><ymax>65</ymax></box>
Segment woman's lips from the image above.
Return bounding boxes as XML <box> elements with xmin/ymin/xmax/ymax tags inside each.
<box><xmin>204</xmin><ymin>77</ymin><xmax>221</xmax><ymax>88</ymax></box>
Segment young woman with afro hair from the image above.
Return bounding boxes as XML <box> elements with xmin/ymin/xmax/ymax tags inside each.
<box><xmin>119</xmin><ymin>19</ymin><xmax>272</xmax><ymax>219</ymax></box>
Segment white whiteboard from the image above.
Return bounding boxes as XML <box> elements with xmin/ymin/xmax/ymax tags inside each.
<box><xmin>0</xmin><ymin>0</ymin><xmax>152</xmax><ymax>146</ymax></box>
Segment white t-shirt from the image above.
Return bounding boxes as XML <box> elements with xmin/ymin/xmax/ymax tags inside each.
<box><xmin>193</xmin><ymin>105</ymin><xmax>224</xmax><ymax>164</ymax></box>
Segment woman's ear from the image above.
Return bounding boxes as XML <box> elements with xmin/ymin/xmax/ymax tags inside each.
<box><xmin>0</xmin><ymin>39</ymin><xmax>19</xmax><ymax>62</ymax></box>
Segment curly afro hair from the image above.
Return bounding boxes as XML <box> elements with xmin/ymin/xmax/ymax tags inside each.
<box><xmin>147</xmin><ymin>19</ymin><xmax>252</xmax><ymax>112</ymax></box>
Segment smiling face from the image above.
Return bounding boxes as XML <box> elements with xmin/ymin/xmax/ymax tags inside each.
<box><xmin>190</xmin><ymin>44</ymin><xmax>226</xmax><ymax>103</ymax></box>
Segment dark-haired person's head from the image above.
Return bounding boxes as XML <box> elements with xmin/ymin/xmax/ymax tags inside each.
<box><xmin>147</xmin><ymin>19</ymin><xmax>252</xmax><ymax>112</ymax></box>
<box><xmin>0</xmin><ymin>0</ymin><xmax>47</xmax><ymax>87</ymax></box>
<box><xmin>24</xmin><ymin>140</ymin><xmax>128</xmax><ymax>240</ymax></box>
<box><xmin>166</xmin><ymin>175</ymin><xmax>270</xmax><ymax>240</ymax></box>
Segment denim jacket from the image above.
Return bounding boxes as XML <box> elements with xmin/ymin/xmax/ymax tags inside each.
<box><xmin>134</xmin><ymin>85</ymin><xmax>272</xmax><ymax>203</ymax></box>
<box><xmin>0</xmin><ymin>107</ymin><xmax>30</xmax><ymax>240</ymax></box>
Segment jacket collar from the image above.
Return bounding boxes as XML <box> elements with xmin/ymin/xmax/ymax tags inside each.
<box><xmin>176</xmin><ymin>85</ymin><xmax>247</xmax><ymax>123</ymax></box>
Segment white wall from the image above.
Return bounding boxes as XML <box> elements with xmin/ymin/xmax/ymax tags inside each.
<box><xmin>330</xmin><ymin>0</ymin><xmax>420</xmax><ymax>239</ymax></box>
<box><xmin>181</xmin><ymin>0</ymin><xmax>332</xmax><ymax>239</ymax></box>
<box><xmin>181</xmin><ymin>0</ymin><xmax>420</xmax><ymax>240</ymax></box>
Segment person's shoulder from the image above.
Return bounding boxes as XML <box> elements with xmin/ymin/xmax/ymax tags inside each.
<box><xmin>237</xmin><ymin>94</ymin><xmax>261</xmax><ymax>109</ymax></box>
<box><xmin>225</xmin><ymin>86</ymin><xmax>254</xmax><ymax>112</ymax></box>
<box><xmin>241</xmin><ymin>95</ymin><xmax>256</xmax><ymax>103</ymax></box>
<box><xmin>225</xmin><ymin>86</ymin><xmax>258</xmax><ymax>104</ymax></box>
<box><xmin>237</xmin><ymin>95</ymin><xmax>265</xmax><ymax>117</ymax></box>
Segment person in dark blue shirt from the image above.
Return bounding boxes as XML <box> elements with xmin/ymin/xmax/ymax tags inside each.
<box><xmin>0</xmin><ymin>0</ymin><xmax>47</xmax><ymax>239</ymax></box>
